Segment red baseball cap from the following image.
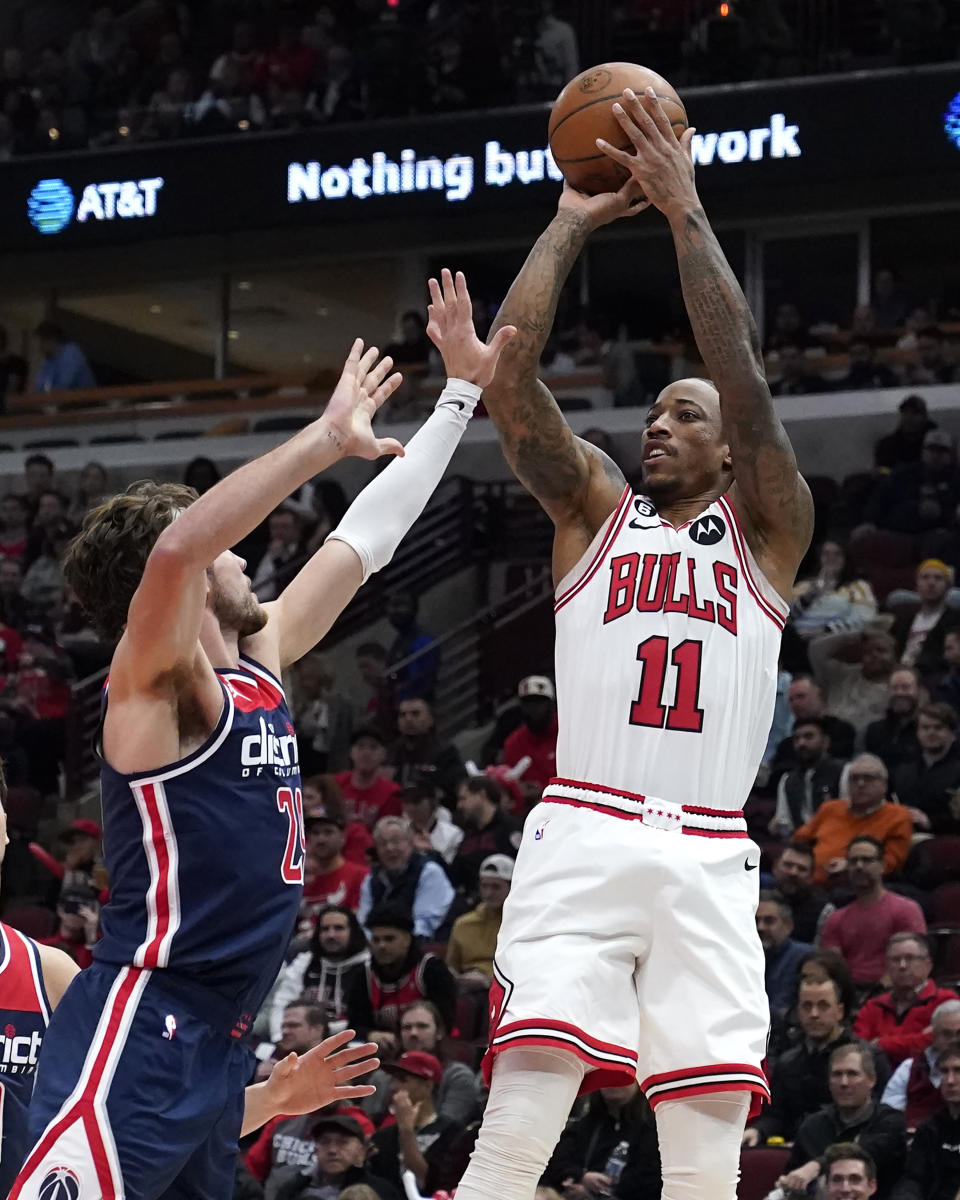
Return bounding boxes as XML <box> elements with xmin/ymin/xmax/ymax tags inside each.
<box><xmin>384</xmin><ymin>1051</ymin><xmax>444</xmax><ymax>1086</ymax></box>
<box><xmin>69</xmin><ymin>819</ymin><xmax>102</xmax><ymax>838</ymax></box>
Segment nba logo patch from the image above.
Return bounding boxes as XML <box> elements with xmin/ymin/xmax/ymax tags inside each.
<box><xmin>39</xmin><ymin>1166</ymin><xmax>81</xmax><ymax>1200</ymax></box>
<box><xmin>162</xmin><ymin>1014</ymin><xmax>177</xmax><ymax>1040</ymax></box>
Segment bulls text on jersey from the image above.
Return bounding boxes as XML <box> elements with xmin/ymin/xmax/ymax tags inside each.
<box><xmin>603</xmin><ymin>551</ymin><xmax>738</xmax><ymax>634</ymax></box>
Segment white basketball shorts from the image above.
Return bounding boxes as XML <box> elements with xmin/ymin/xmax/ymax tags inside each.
<box><xmin>482</xmin><ymin>778</ymin><xmax>771</xmax><ymax>1118</ymax></box>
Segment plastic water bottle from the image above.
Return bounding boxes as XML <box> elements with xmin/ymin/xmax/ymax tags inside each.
<box><xmin>603</xmin><ymin>1140</ymin><xmax>630</xmax><ymax>1187</ymax></box>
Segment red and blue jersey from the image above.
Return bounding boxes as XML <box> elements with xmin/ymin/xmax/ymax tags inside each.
<box><xmin>95</xmin><ymin>655</ymin><xmax>304</xmax><ymax>1033</ymax></box>
<box><xmin>0</xmin><ymin>922</ymin><xmax>52</xmax><ymax>1195</ymax></box>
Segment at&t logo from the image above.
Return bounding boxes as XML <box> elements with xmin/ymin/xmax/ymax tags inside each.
<box><xmin>27</xmin><ymin>176</ymin><xmax>164</xmax><ymax>234</ymax></box>
<box><xmin>945</xmin><ymin>91</ymin><xmax>960</xmax><ymax>151</ymax></box>
<box><xmin>27</xmin><ymin>178</ymin><xmax>75</xmax><ymax>234</ymax></box>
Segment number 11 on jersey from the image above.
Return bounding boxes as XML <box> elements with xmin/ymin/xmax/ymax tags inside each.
<box><xmin>630</xmin><ymin>636</ymin><xmax>704</xmax><ymax>732</ymax></box>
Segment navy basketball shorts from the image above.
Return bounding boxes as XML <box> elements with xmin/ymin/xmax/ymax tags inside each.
<box><xmin>10</xmin><ymin>962</ymin><xmax>254</xmax><ymax>1200</ymax></box>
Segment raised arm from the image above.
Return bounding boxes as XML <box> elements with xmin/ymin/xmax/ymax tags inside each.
<box><xmin>482</xmin><ymin>185</ymin><xmax>645</xmax><ymax>555</ymax></box>
<box><xmin>599</xmin><ymin>88</ymin><xmax>813</xmax><ymax>595</ymax></box>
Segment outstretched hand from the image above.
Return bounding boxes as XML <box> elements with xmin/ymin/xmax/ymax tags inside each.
<box><xmin>322</xmin><ymin>340</ymin><xmax>405</xmax><ymax>460</ymax></box>
<box><xmin>596</xmin><ymin>87</ymin><xmax>698</xmax><ymax>222</ymax></box>
<box><xmin>557</xmin><ymin>175</ymin><xmax>649</xmax><ymax>230</ymax></box>
<box><xmin>427</xmin><ymin>268</ymin><xmax>516</xmax><ymax>388</ymax></box>
<box><xmin>263</xmin><ymin>1029</ymin><xmax>380</xmax><ymax>1116</ymax></box>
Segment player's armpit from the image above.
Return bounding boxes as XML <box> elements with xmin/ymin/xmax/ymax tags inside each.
<box><xmin>265</xmin><ymin>539</ymin><xmax>364</xmax><ymax>671</ymax></box>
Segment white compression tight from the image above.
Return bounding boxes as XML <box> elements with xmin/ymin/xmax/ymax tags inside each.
<box><xmin>455</xmin><ymin>1048</ymin><xmax>750</xmax><ymax>1200</ymax></box>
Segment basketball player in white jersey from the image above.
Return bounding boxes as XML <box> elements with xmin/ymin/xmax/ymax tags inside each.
<box><xmin>446</xmin><ymin>87</ymin><xmax>813</xmax><ymax>1200</ymax></box>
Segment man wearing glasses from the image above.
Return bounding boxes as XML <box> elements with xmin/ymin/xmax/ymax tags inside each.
<box><xmin>820</xmin><ymin>841</ymin><xmax>927</xmax><ymax>988</ymax></box>
<box><xmin>855</xmin><ymin>938</ymin><xmax>959</xmax><ymax>1068</ymax></box>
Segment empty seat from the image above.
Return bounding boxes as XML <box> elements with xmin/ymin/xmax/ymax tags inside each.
<box><xmin>931</xmin><ymin>882</ymin><xmax>960</xmax><ymax>927</ymax></box>
<box><xmin>906</xmin><ymin>835</ymin><xmax>960</xmax><ymax>890</ymax></box>
<box><xmin>738</xmin><ymin>1147</ymin><xmax>791</xmax><ymax>1200</ymax></box>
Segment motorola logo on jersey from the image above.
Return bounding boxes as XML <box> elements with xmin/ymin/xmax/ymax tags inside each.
<box><xmin>0</xmin><ymin>1026</ymin><xmax>43</xmax><ymax>1071</ymax></box>
<box><xmin>240</xmin><ymin>715</ymin><xmax>300</xmax><ymax>779</ymax></box>
<box><xmin>689</xmin><ymin>515</ymin><xmax>726</xmax><ymax>546</ymax></box>
<box><xmin>603</xmin><ymin>551</ymin><xmax>738</xmax><ymax>634</ymax></box>
<box><xmin>38</xmin><ymin>1167</ymin><xmax>81</xmax><ymax>1200</ymax></box>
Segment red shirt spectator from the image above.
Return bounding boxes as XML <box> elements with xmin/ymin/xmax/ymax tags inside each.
<box><xmin>303</xmin><ymin>860</ymin><xmax>368</xmax><ymax>912</ymax></box>
<box><xmin>821</xmin><ymin>891</ymin><xmax>926</xmax><ymax>984</ymax></box>
<box><xmin>336</xmin><ymin>727</ymin><xmax>402</xmax><ymax>828</ymax></box>
<box><xmin>853</xmin><ymin>933</ymin><xmax>958</xmax><ymax>1065</ymax></box>
<box><xmin>501</xmin><ymin>676</ymin><xmax>558</xmax><ymax>809</ymax></box>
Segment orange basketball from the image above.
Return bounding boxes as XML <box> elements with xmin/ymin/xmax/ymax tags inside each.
<box><xmin>548</xmin><ymin>62</ymin><xmax>688</xmax><ymax>196</ymax></box>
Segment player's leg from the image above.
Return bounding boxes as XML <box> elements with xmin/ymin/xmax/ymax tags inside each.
<box><xmin>655</xmin><ymin>1092</ymin><xmax>751</xmax><ymax>1200</ymax></box>
<box><xmin>455</xmin><ymin>1047</ymin><xmax>586</xmax><ymax>1200</ymax></box>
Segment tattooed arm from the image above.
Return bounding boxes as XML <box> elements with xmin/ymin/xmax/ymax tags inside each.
<box><xmin>483</xmin><ymin>181</ymin><xmax>646</xmax><ymax>575</ymax></box>
<box><xmin>598</xmin><ymin>87</ymin><xmax>813</xmax><ymax>595</ymax></box>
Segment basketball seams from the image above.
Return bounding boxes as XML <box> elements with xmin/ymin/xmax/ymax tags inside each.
<box><xmin>549</xmin><ymin>91</ymin><xmax>686</xmax><ymax>140</ymax></box>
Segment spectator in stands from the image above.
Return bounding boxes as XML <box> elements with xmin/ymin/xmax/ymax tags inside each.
<box><xmin>255</xmin><ymin>21</ymin><xmax>318</xmax><ymax>93</ymax></box>
<box><xmin>840</xmin><ymin>338</ymin><xmax>899</xmax><ymax>392</ymax></box>
<box><xmin>893</xmin><ymin>560</ymin><xmax>960</xmax><ymax>674</ymax></box>
<box><xmin>0</xmin><ymin>324</ymin><xmax>27</xmax><ymax>410</ymax></box>
<box><xmin>776</xmin><ymin>1043</ymin><xmax>906</xmax><ymax>1199</ymax></box>
<box><xmin>794</xmin><ymin>758</ymin><xmax>912</xmax><ymax>885</ymax></box>
<box><xmin>532</xmin><ymin>0</ymin><xmax>580</xmax><ymax>95</ymax></box>
<box><xmin>865</xmin><ymin>429</ymin><xmax>960</xmax><ymax>535</ymax></box>
<box><xmin>336</xmin><ymin>728</ymin><xmax>403</xmax><ymax>829</ymax></box>
<box><xmin>277</xmin><ymin>1112</ymin><xmax>398</xmax><ymax>1200</ymax></box>
<box><xmin>771</xmin><ymin>676</ymin><xmax>857</xmax><ymax>775</ymax></box>
<box><xmin>766</xmin><ymin>302</ymin><xmax>812</xmax><ymax>352</ymax></box>
<box><xmin>0</xmin><ymin>558</ymin><xmax>27</xmax><ymax>630</ymax></box>
<box><xmin>770</xmin><ymin>717</ymin><xmax>847</xmax><ymax>837</ymax></box>
<box><xmin>744</xmin><ymin>975</ymin><xmax>888</xmax><ymax>1146</ymax></box>
<box><xmin>302</xmin><ymin>775</ymin><xmax>372</xmax><ymax>867</ymax></box>
<box><xmin>446</xmin><ymin>853</ymin><xmax>513</xmax><ymax>984</ymax></box>
<box><xmin>40</xmin><ymin>884</ymin><xmax>99</xmax><ymax>968</ymax></box>
<box><xmin>386</xmin><ymin>591</ymin><xmax>439</xmax><ymax>703</ymax></box>
<box><xmin>33</xmin><ymin>321</ymin><xmax>95</xmax><ymax>392</ymax></box>
<box><xmin>771</xmin><ymin>840</ymin><xmax>836</xmax><ymax>942</ymax></box>
<box><xmin>881</xmin><ymin>998</ymin><xmax>960</xmax><ymax>1127</ymax></box>
<box><xmin>141</xmin><ymin>66</ymin><xmax>197</xmax><ymax>142</ymax></box>
<box><xmin>401</xmin><ymin>779</ymin><xmax>463</xmax><ymax>865</ymax></box>
<box><xmin>292</xmin><ymin>652</ymin><xmax>354</xmax><ymax>776</ymax></box>
<box><xmin>855</xmin><ymin>935</ymin><xmax>958</xmax><ymax>1065</ymax></box>
<box><xmin>357</xmin><ymin>817</ymin><xmax>454</xmax><ymax>939</ymax></box>
<box><xmin>354</xmin><ymin>642</ymin><xmax>390</xmax><ymax>725</ymax></box>
<box><xmin>933</xmin><ymin>627</ymin><xmax>960</xmax><ymax>713</ymax></box>
<box><xmin>791</xmin><ymin>540</ymin><xmax>878</xmax><ymax>640</ymax></box>
<box><xmin>872</xmin><ymin>268</ymin><xmax>909</xmax><ymax>332</ymax></box>
<box><xmin>308</xmin><ymin>43</ymin><xmax>367</xmax><ymax>124</ymax></box>
<box><xmin>501</xmin><ymin>675</ymin><xmax>558</xmax><ymax>807</ymax></box>
<box><xmin>892</xmin><ymin>1045</ymin><xmax>960</xmax><ymax>1200</ymax></box>
<box><xmin>450</xmin><ymin>775</ymin><xmax>522</xmax><ymax>899</ymax></box>
<box><xmin>193</xmin><ymin>58</ymin><xmax>267</xmax><ymax>134</ymax></box>
<box><xmin>67</xmin><ymin>461</ymin><xmax>108</xmax><ymax>526</ymax></box>
<box><xmin>252</xmin><ymin>506</ymin><xmax>306</xmax><ymax>602</ymax></box>
<box><xmin>373</xmin><ymin>1050</ymin><xmax>468</xmax><ymax>1195</ymax></box>
<box><xmin>904</xmin><ymin>326</ymin><xmax>958</xmax><ymax>386</ymax></box>
<box><xmin>823</xmin><ymin>1143</ymin><xmax>878</xmax><ymax>1200</ymax></box>
<box><xmin>864</xmin><ymin>667</ymin><xmax>923</xmax><ymax>776</ymax></box>
<box><xmin>243</xmin><ymin>1095</ymin><xmax>332</xmax><ymax>1200</ymax></box>
<box><xmin>20</xmin><ymin>520</ymin><xmax>71</xmax><ymax>623</ymax></box>
<box><xmin>809</xmin><ymin>629</ymin><xmax>897</xmax><ymax>734</ymax></box>
<box><xmin>0</xmin><ymin>493</ymin><xmax>29</xmax><ymax>562</ymax></box>
<box><xmin>892</xmin><ymin>702</ymin><xmax>960</xmax><ymax>833</ymax></box>
<box><xmin>345</xmin><ymin>903</ymin><xmax>456</xmax><ymax>1042</ymax></box>
<box><xmin>182</xmin><ymin>456</ymin><xmax>221</xmax><ymax>495</ymax></box>
<box><xmin>276</xmin><ymin>1000</ymin><xmax>329</xmax><ymax>1059</ymax></box>
<box><xmin>301</xmin><ymin>803</ymin><xmax>369</xmax><ymax>918</ymax></box>
<box><xmin>270</xmin><ymin>905</ymin><xmax>370</xmax><ymax>1042</ymax></box>
<box><xmin>542</xmin><ymin>1083</ymin><xmax>662</xmax><ymax>1200</ymax></box>
<box><xmin>388</xmin><ymin>698</ymin><xmax>463</xmax><ymax>801</ymax></box>
<box><xmin>24</xmin><ymin>488</ymin><xmax>69</xmax><ymax>566</ymax></box>
<box><xmin>770</xmin><ymin>343</ymin><xmax>826</xmax><ymax>396</ymax></box>
<box><xmin>757</xmin><ymin>889</ymin><xmax>812</xmax><ymax>1021</ymax></box>
<box><xmin>361</xmin><ymin>1000</ymin><xmax>481</xmax><ymax>1127</ymax></box>
<box><xmin>820</xmin><ymin>839</ymin><xmax>926</xmax><ymax>986</ymax></box>
<box><xmin>874</xmin><ymin>395</ymin><xmax>937</xmax><ymax>471</ymax></box>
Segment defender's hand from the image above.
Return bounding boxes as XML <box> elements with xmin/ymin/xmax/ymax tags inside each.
<box><xmin>322</xmin><ymin>340</ymin><xmax>405</xmax><ymax>460</ymax></box>
<box><xmin>557</xmin><ymin>178</ymin><xmax>649</xmax><ymax>230</ymax></box>
<box><xmin>427</xmin><ymin>268</ymin><xmax>516</xmax><ymax>387</ymax></box>
<box><xmin>264</xmin><ymin>1029</ymin><xmax>379</xmax><ymax>1115</ymax></box>
<box><xmin>597</xmin><ymin>87</ymin><xmax>698</xmax><ymax>223</ymax></box>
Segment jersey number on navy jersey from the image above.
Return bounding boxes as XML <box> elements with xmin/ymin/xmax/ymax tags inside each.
<box><xmin>276</xmin><ymin>786</ymin><xmax>306</xmax><ymax>884</ymax></box>
<box><xmin>630</xmin><ymin>636</ymin><xmax>704</xmax><ymax>733</ymax></box>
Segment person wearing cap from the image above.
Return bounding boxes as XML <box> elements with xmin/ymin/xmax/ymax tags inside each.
<box><xmin>372</xmin><ymin>1052</ymin><xmax>466</xmax><ymax>1194</ymax></box>
<box><xmin>501</xmin><ymin>677</ymin><xmax>558</xmax><ymax>810</ymax></box>
<box><xmin>345</xmin><ymin>903</ymin><xmax>456</xmax><ymax>1044</ymax></box>
<box><xmin>874</xmin><ymin>395</ymin><xmax>936</xmax><ymax>471</ymax></box>
<box><xmin>302</xmin><ymin>775</ymin><xmax>373</xmax><ymax>868</ymax></box>
<box><xmin>450</xmin><ymin>776</ymin><xmax>522</xmax><ymax>900</ymax></box>
<box><xmin>446</xmin><ymin>854</ymin><xmax>514</xmax><ymax>984</ymax></box>
<box><xmin>401</xmin><ymin>778</ymin><xmax>463</xmax><ymax>866</ymax></box>
<box><xmin>891</xmin><ymin>702</ymin><xmax>960</xmax><ymax>834</ymax></box>
<box><xmin>357</xmin><ymin>817</ymin><xmax>455</xmax><ymax>940</ymax></box>
<box><xmin>274</xmin><ymin>1111</ymin><xmax>400</xmax><ymax>1200</ymax></box>
<box><xmin>388</xmin><ymin>698</ymin><xmax>464</xmax><ymax>803</ymax></box>
<box><xmin>864</xmin><ymin>428</ymin><xmax>960</xmax><ymax>535</ymax></box>
<box><xmin>336</xmin><ymin>727</ymin><xmax>404</xmax><ymax>829</ymax></box>
<box><xmin>301</xmin><ymin>801</ymin><xmax>370</xmax><ymax>919</ymax></box>
<box><xmin>890</xmin><ymin>559</ymin><xmax>960</xmax><ymax>679</ymax></box>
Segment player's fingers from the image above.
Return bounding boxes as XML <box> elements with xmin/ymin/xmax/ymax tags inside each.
<box><xmin>327</xmin><ymin>1043</ymin><xmax>380</xmax><ymax>1066</ymax></box>
<box><xmin>595</xmin><ymin>137</ymin><xmax>638</xmax><ymax>168</ymax></box>
<box><xmin>375</xmin><ymin>437</ymin><xmax>406</xmax><ymax>458</ymax></box>
<box><xmin>610</xmin><ymin>101</ymin><xmax>645</xmax><ymax>150</ymax></box>
<box><xmin>365</xmin><ymin>354</ymin><xmax>394</xmax><ymax>392</ymax></box>
<box><xmin>489</xmin><ymin>325</ymin><xmax>517</xmax><ymax>358</ymax></box>
<box><xmin>681</xmin><ymin>127</ymin><xmax>696</xmax><ymax>161</ymax></box>
<box><xmin>334</xmin><ymin>1058</ymin><xmax>381</xmax><ymax>1081</ymax></box>
<box><xmin>641</xmin><ymin>85</ymin><xmax>675</xmax><ymax>139</ymax></box>
<box><xmin>454</xmin><ymin>269</ymin><xmax>470</xmax><ymax>310</ymax></box>
<box><xmin>373</xmin><ymin>371</ymin><xmax>404</xmax><ymax>408</ymax></box>
<box><xmin>441</xmin><ymin>266</ymin><xmax>456</xmax><ymax>308</ymax></box>
<box><xmin>315</xmin><ymin>1028</ymin><xmax>360</xmax><ymax>1055</ymax></box>
<box><xmin>356</xmin><ymin>345</ymin><xmax>380</xmax><ymax>384</ymax></box>
<box><xmin>427</xmin><ymin>276</ymin><xmax>444</xmax><ymax>313</ymax></box>
<box><xmin>619</xmin><ymin>89</ymin><xmax>656</xmax><ymax>139</ymax></box>
<box><xmin>334</xmin><ymin>1084</ymin><xmax>378</xmax><ymax>1099</ymax></box>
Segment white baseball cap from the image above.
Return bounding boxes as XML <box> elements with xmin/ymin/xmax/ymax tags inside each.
<box><xmin>518</xmin><ymin>675</ymin><xmax>555</xmax><ymax>700</ymax></box>
<box><xmin>479</xmin><ymin>854</ymin><xmax>515</xmax><ymax>882</ymax></box>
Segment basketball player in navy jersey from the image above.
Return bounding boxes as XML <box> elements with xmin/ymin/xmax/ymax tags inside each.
<box><xmin>449</xmin><ymin>89</ymin><xmax>813</xmax><ymax>1200</ymax></box>
<box><xmin>12</xmin><ymin>283</ymin><xmax>514</xmax><ymax>1200</ymax></box>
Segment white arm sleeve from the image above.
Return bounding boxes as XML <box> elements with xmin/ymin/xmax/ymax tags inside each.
<box><xmin>325</xmin><ymin>378</ymin><xmax>481</xmax><ymax>583</ymax></box>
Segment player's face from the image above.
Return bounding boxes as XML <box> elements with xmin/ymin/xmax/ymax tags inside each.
<box><xmin>318</xmin><ymin>912</ymin><xmax>351</xmax><ymax>954</ymax></box>
<box><xmin>826</xmin><ymin>1160</ymin><xmax>877</xmax><ymax>1200</ymax></box>
<box><xmin>886</xmin><ymin>938</ymin><xmax>931</xmax><ymax>992</ymax></box>
<box><xmin>401</xmin><ymin>1007</ymin><xmax>439</xmax><ymax>1052</ymax></box>
<box><xmin>797</xmin><ymin>981</ymin><xmax>844</xmax><ymax>1041</ymax></box>
<box><xmin>829</xmin><ymin>1054</ymin><xmax>874</xmax><ymax>1109</ymax></box>
<box><xmin>640</xmin><ymin>381</ymin><xmax>730</xmax><ymax>502</ymax></box>
<box><xmin>207</xmin><ymin>550</ymin><xmax>267</xmax><ymax>638</ymax></box>
<box><xmin>314</xmin><ymin>1131</ymin><xmax>365</xmax><ymax>1176</ymax></box>
<box><xmin>773</xmin><ymin>849</ymin><xmax>814</xmax><ymax>894</ymax></box>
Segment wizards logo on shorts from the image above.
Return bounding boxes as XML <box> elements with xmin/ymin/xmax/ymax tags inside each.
<box><xmin>39</xmin><ymin>1166</ymin><xmax>81</xmax><ymax>1200</ymax></box>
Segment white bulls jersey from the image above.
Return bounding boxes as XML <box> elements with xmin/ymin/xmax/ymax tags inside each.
<box><xmin>551</xmin><ymin>487</ymin><xmax>788</xmax><ymax>814</ymax></box>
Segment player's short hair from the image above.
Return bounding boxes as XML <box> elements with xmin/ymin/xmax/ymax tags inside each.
<box><xmin>824</xmin><ymin>1143</ymin><xmax>876</xmax><ymax>1183</ymax></box>
<box><xmin>887</xmin><ymin>930</ymin><xmax>932</xmax><ymax>959</ymax></box>
<box><xmin>63</xmin><ymin>480</ymin><xmax>198</xmax><ymax>642</ymax></box>
<box><xmin>919</xmin><ymin>701</ymin><xmax>958</xmax><ymax>731</ymax></box>
<box><xmin>757</xmin><ymin>889</ymin><xmax>792</xmax><ymax>921</ymax></box>
<box><xmin>829</xmin><ymin>1041</ymin><xmax>875</xmax><ymax>1078</ymax></box>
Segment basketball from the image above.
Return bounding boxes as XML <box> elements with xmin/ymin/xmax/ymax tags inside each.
<box><xmin>548</xmin><ymin>62</ymin><xmax>688</xmax><ymax>196</ymax></box>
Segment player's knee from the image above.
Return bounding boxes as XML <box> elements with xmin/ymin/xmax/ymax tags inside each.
<box><xmin>655</xmin><ymin>1090</ymin><xmax>750</xmax><ymax>1200</ymax></box>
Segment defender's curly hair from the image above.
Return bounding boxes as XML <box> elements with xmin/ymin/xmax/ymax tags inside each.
<box><xmin>63</xmin><ymin>480</ymin><xmax>198</xmax><ymax>643</ymax></box>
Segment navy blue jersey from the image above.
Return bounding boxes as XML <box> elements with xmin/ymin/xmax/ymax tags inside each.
<box><xmin>0</xmin><ymin>922</ymin><xmax>51</xmax><ymax>1195</ymax></box>
<box><xmin>95</xmin><ymin>655</ymin><xmax>304</xmax><ymax>1031</ymax></box>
